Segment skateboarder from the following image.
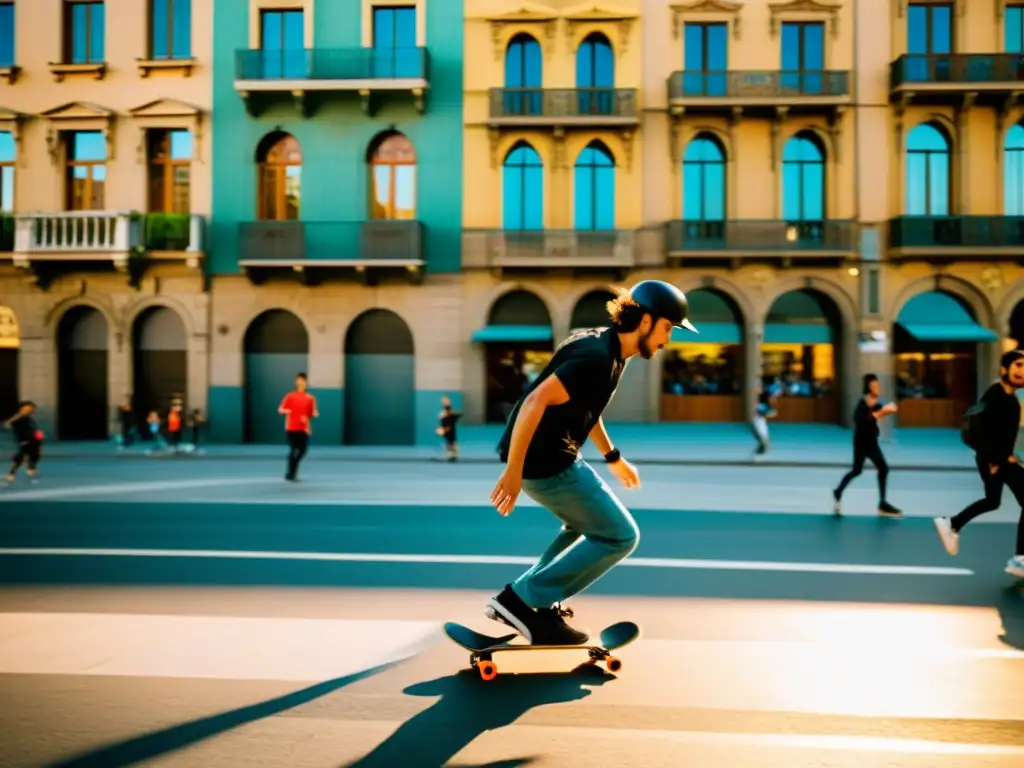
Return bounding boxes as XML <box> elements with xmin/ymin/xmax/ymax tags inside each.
<box><xmin>5</xmin><ymin>400</ymin><xmax>42</xmax><ymax>484</ymax></box>
<box><xmin>487</xmin><ymin>280</ymin><xmax>698</xmax><ymax>645</ymax></box>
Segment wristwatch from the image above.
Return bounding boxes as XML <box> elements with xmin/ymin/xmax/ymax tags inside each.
<box><xmin>603</xmin><ymin>448</ymin><xmax>621</xmax><ymax>463</ymax></box>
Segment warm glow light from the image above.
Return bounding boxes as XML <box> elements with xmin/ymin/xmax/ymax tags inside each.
<box><xmin>785</xmin><ymin>226</ymin><xmax>798</xmax><ymax>242</ymax></box>
<box><xmin>848</xmin><ymin>267</ymin><xmax>860</xmax><ymax>276</ymax></box>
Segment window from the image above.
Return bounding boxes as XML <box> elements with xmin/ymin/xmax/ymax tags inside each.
<box><xmin>1007</xmin><ymin>5</ymin><xmax>1024</xmax><ymax>52</ymax></box>
<box><xmin>780</xmin><ymin>22</ymin><xmax>824</xmax><ymax>94</ymax></box>
<box><xmin>65</xmin><ymin>131</ymin><xmax>106</xmax><ymax>211</ymax></box>
<box><xmin>1005</xmin><ymin>124</ymin><xmax>1024</xmax><ymax>215</ymax></box>
<box><xmin>148</xmin><ymin>129</ymin><xmax>192</xmax><ymax>213</ymax></box>
<box><xmin>575</xmin><ymin>33</ymin><xmax>614</xmax><ymax>115</ymax></box>
<box><xmin>502</xmin><ymin>142</ymin><xmax>543</xmax><ymax>230</ymax></box>
<box><xmin>683</xmin><ymin>135</ymin><xmax>725</xmax><ymax>220</ymax></box>
<box><xmin>260</xmin><ymin>9</ymin><xmax>304</xmax><ymax>79</ymax></box>
<box><xmin>905</xmin><ymin>123</ymin><xmax>950</xmax><ymax>215</ymax></box>
<box><xmin>573</xmin><ymin>141</ymin><xmax>615</xmax><ymax>230</ymax></box>
<box><xmin>0</xmin><ymin>2</ymin><xmax>13</xmax><ymax>68</ymax></box>
<box><xmin>256</xmin><ymin>133</ymin><xmax>301</xmax><ymax>220</ymax></box>
<box><xmin>373</xmin><ymin>6</ymin><xmax>416</xmax><ymax>78</ymax></box>
<box><xmin>504</xmin><ymin>34</ymin><xmax>542</xmax><ymax>116</ymax></box>
<box><xmin>150</xmin><ymin>0</ymin><xmax>191</xmax><ymax>59</ymax></box>
<box><xmin>906</xmin><ymin>3</ymin><xmax>952</xmax><ymax>81</ymax></box>
<box><xmin>0</xmin><ymin>131</ymin><xmax>13</xmax><ymax>212</ymax></box>
<box><xmin>369</xmin><ymin>133</ymin><xmax>416</xmax><ymax>220</ymax></box>
<box><xmin>781</xmin><ymin>133</ymin><xmax>825</xmax><ymax>238</ymax></box>
<box><xmin>683</xmin><ymin>23</ymin><xmax>727</xmax><ymax>96</ymax></box>
<box><xmin>64</xmin><ymin>1</ymin><xmax>105</xmax><ymax>64</ymax></box>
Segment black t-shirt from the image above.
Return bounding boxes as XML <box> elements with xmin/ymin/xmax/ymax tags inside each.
<box><xmin>977</xmin><ymin>382</ymin><xmax>1022</xmax><ymax>464</ymax></box>
<box><xmin>10</xmin><ymin>414</ymin><xmax>37</xmax><ymax>443</ymax></box>
<box><xmin>439</xmin><ymin>408</ymin><xmax>459</xmax><ymax>442</ymax></box>
<box><xmin>852</xmin><ymin>397</ymin><xmax>883</xmax><ymax>444</ymax></box>
<box><xmin>497</xmin><ymin>328</ymin><xmax>625</xmax><ymax>479</ymax></box>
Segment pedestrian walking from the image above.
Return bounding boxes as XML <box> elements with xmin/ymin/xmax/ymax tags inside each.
<box><xmin>117</xmin><ymin>394</ymin><xmax>136</xmax><ymax>449</ymax></box>
<box><xmin>4</xmin><ymin>400</ymin><xmax>42</xmax><ymax>484</ymax></box>
<box><xmin>189</xmin><ymin>408</ymin><xmax>205</xmax><ymax>452</ymax></box>
<box><xmin>933</xmin><ymin>349</ymin><xmax>1024</xmax><ymax>577</ymax></box>
<box><xmin>167</xmin><ymin>399</ymin><xmax>184</xmax><ymax>452</ymax></box>
<box><xmin>436</xmin><ymin>395</ymin><xmax>461</xmax><ymax>462</ymax></box>
<box><xmin>751</xmin><ymin>384</ymin><xmax>778</xmax><ymax>458</ymax></box>
<box><xmin>486</xmin><ymin>280</ymin><xmax>697</xmax><ymax>645</ymax></box>
<box><xmin>832</xmin><ymin>373</ymin><xmax>902</xmax><ymax>517</ymax></box>
<box><xmin>279</xmin><ymin>372</ymin><xmax>318</xmax><ymax>481</ymax></box>
<box><xmin>145</xmin><ymin>410</ymin><xmax>168</xmax><ymax>453</ymax></box>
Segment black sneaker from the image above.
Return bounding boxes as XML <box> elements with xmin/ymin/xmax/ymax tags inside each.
<box><xmin>878</xmin><ymin>501</ymin><xmax>902</xmax><ymax>518</ymax></box>
<box><xmin>832</xmin><ymin>489</ymin><xmax>842</xmax><ymax>516</ymax></box>
<box><xmin>485</xmin><ymin>584</ymin><xmax>537</xmax><ymax>641</ymax></box>
<box><xmin>532</xmin><ymin>604</ymin><xmax>590</xmax><ymax>646</ymax></box>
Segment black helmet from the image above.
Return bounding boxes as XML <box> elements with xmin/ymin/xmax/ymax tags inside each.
<box><xmin>629</xmin><ymin>280</ymin><xmax>698</xmax><ymax>334</ymax></box>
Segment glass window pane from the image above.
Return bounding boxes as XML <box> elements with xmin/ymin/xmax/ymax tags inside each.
<box><xmin>169</xmin><ymin>130</ymin><xmax>192</xmax><ymax>160</ymax></box>
<box><xmin>574</xmin><ymin>166</ymin><xmax>593</xmax><ymax>229</ymax></box>
<box><xmin>373</xmin><ymin>8</ymin><xmax>394</xmax><ymax>48</ymax></box>
<box><xmin>149</xmin><ymin>163</ymin><xmax>166</xmax><ymax>211</ymax></box>
<box><xmin>0</xmin><ymin>131</ymin><xmax>13</xmax><ymax>163</ymax></box>
<box><xmin>594</xmin><ymin>39</ymin><xmax>614</xmax><ymax>86</ymax></box>
<box><xmin>931</xmin><ymin>5</ymin><xmax>951</xmax><ymax>53</ymax></box>
<box><xmin>523</xmin><ymin>38</ymin><xmax>541</xmax><ymax>86</ymax></box>
<box><xmin>505</xmin><ymin>41</ymin><xmax>522</xmax><ymax>87</ymax></box>
<box><xmin>684</xmin><ymin>24</ymin><xmax>704</xmax><ymax>70</ymax></box>
<box><xmin>394</xmin><ymin>165</ymin><xmax>415</xmax><ymax>218</ymax></box>
<box><xmin>284</xmin><ymin>165</ymin><xmax>300</xmax><ymax>219</ymax></box>
<box><xmin>705</xmin><ymin>163</ymin><xmax>725</xmax><ymax>219</ymax></box>
<box><xmin>395</xmin><ymin>7</ymin><xmax>415</xmax><ymax>47</ymax></box>
<box><xmin>73</xmin><ymin>131</ymin><xmax>106</xmax><ymax>161</ymax></box>
<box><xmin>1008</xmin><ymin>8</ymin><xmax>1023</xmax><ymax>52</ymax></box>
<box><xmin>0</xmin><ymin>166</ymin><xmax>12</xmax><ymax>212</ymax></box>
<box><xmin>524</xmin><ymin>165</ymin><xmax>542</xmax><ymax>229</ymax></box>
<box><xmin>502</xmin><ymin>164</ymin><xmax>522</xmax><ymax>228</ymax></box>
<box><xmin>151</xmin><ymin>0</ymin><xmax>168</xmax><ymax>58</ymax></box>
<box><xmin>595</xmin><ymin>166</ymin><xmax>614</xmax><ymax>229</ymax></box>
<box><xmin>371</xmin><ymin>165</ymin><xmax>390</xmax><ymax>218</ymax></box>
<box><xmin>261</xmin><ymin>11</ymin><xmax>281</xmax><ymax>48</ymax></box>
<box><xmin>781</xmin><ymin>23</ymin><xmax>800</xmax><ymax>71</ymax></box>
<box><xmin>907</xmin><ymin>4</ymin><xmax>928</xmax><ymax>53</ymax></box>
<box><xmin>803</xmin><ymin>24</ymin><xmax>824</xmax><ymax>70</ymax></box>
<box><xmin>683</xmin><ymin>164</ymin><xmax>702</xmax><ymax>219</ymax></box>
<box><xmin>90</xmin><ymin>3</ymin><xmax>104</xmax><ymax>62</ymax></box>
<box><xmin>91</xmin><ymin>166</ymin><xmax>106</xmax><ymax>209</ymax></box>
<box><xmin>1006</xmin><ymin>150</ymin><xmax>1023</xmax><ymax>214</ymax></box>
<box><xmin>928</xmin><ymin>153</ymin><xmax>949</xmax><ymax>214</ymax></box>
<box><xmin>906</xmin><ymin>153</ymin><xmax>925</xmax><ymax>214</ymax></box>
<box><xmin>172</xmin><ymin>166</ymin><xmax>190</xmax><ymax>213</ymax></box>
<box><xmin>72</xmin><ymin>5</ymin><xmax>87</xmax><ymax>62</ymax></box>
<box><xmin>782</xmin><ymin>163</ymin><xmax>800</xmax><ymax>219</ymax></box>
<box><xmin>576</xmin><ymin>41</ymin><xmax>594</xmax><ymax>87</ymax></box>
<box><xmin>803</xmin><ymin>165</ymin><xmax>824</xmax><ymax>219</ymax></box>
<box><xmin>0</xmin><ymin>3</ymin><xmax>15</xmax><ymax>66</ymax></box>
<box><xmin>283</xmin><ymin>10</ymin><xmax>303</xmax><ymax>49</ymax></box>
<box><xmin>172</xmin><ymin>0</ymin><xmax>191</xmax><ymax>58</ymax></box>
<box><xmin>706</xmin><ymin>24</ymin><xmax>727</xmax><ymax>70</ymax></box>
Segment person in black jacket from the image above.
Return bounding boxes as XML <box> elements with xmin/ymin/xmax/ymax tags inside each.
<box><xmin>832</xmin><ymin>373</ymin><xmax>902</xmax><ymax>517</ymax></box>
<box><xmin>5</xmin><ymin>400</ymin><xmax>42</xmax><ymax>484</ymax></box>
<box><xmin>934</xmin><ymin>349</ymin><xmax>1024</xmax><ymax>578</ymax></box>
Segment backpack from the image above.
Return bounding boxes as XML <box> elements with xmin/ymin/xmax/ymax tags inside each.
<box><xmin>960</xmin><ymin>401</ymin><xmax>986</xmax><ymax>450</ymax></box>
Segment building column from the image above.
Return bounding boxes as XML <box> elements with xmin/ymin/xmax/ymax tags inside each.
<box><xmin>744</xmin><ymin>319</ymin><xmax>763</xmax><ymax>422</ymax></box>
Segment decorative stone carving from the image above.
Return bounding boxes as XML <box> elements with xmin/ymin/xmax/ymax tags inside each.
<box><xmin>768</xmin><ymin>0</ymin><xmax>841</xmax><ymax>39</ymax></box>
<box><xmin>670</xmin><ymin>1</ymin><xmax>743</xmax><ymax>40</ymax></box>
<box><xmin>980</xmin><ymin>266</ymin><xmax>1005</xmax><ymax>293</ymax></box>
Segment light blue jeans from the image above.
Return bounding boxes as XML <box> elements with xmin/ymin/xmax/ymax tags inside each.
<box><xmin>510</xmin><ymin>459</ymin><xmax>640</xmax><ymax>608</ymax></box>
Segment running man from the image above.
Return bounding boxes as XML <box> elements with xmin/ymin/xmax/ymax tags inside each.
<box><xmin>279</xmin><ymin>372</ymin><xmax>318</xmax><ymax>481</ymax></box>
<box><xmin>486</xmin><ymin>280</ymin><xmax>698</xmax><ymax>645</ymax></box>
<box><xmin>934</xmin><ymin>349</ymin><xmax>1024</xmax><ymax>577</ymax></box>
<box><xmin>5</xmin><ymin>400</ymin><xmax>42</xmax><ymax>484</ymax></box>
<box><xmin>832</xmin><ymin>373</ymin><xmax>902</xmax><ymax>517</ymax></box>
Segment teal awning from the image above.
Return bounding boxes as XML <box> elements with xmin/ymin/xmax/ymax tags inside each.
<box><xmin>471</xmin><ymin>324</ymin><xmax>553</xmax><ymax>343</ymax></box>
<box><xmin>763</xmin><ymin>323</ymin><xmax>834</xmax><ymax>344</ymax></box>
<box><xmin>896</xmin><ymin>291</ymin><xmax>998</xmax><ymax>343</ymax></box>
<box><xmin>671</xmin><ymin>322</ymin><xmax>739</xmax><ymax>344</ymax></box>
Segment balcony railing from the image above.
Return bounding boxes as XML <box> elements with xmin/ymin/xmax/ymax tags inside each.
<box><xmin>235</xmin><ymin>47</ymin><xmax>430</xmax><ymax>81</ymax></box>
<box><xmin>489</xmin><ymin>88</ymin><xmax>638</xmax><ymax>120</ymax></box>
<box><xmin>14</xmin><ymin>212</ymin><xmax>138</xmax><ymax>254</ymax></box>
<box><xmin>889</xmin><ymin>215</ymin><xmax>1024</xmax><ymax>249</ymax></box>
<box><xmin>668</xmin><ymin>70</ymin><xmax>850</xmax><ymax>100</ymax></box>
<box><xmin>666</xmin><ymin>219</ymin><xmax>858</xmax><ymax>253</ymax></box>
<box><xmin>238</xmin><ymin>221</ymin><xmax>424</xmax><ymax>262</ymax></box>
<box><xmin>463</xmin><ymin>229</ymin><xmax>635</xmax><ymax>267</ymax></box>
<box><xmin>142</xmin><ymin>213</ymin><xmax>204</xmax><ymax>252</ymax></box>
<box><xmin>890</xmin><ymin>54</ymin><xmax>1024</xmax><ymax>89</ymax></box>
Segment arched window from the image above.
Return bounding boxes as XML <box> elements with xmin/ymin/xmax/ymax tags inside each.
<box><xmin>781</xmin><ymin>132</ymin><xmax>825</xmax><ymax>221</ymax></box>
<box><xmin>683</xmin><ymin>135</ymin><xmax>725</xmax><ymax>220</ymax></box>
<box><xmin>502</xmin><ymin>142</ymin><xmax>543</xmax><ymax>230</ymax></box>
<box><xmin>0</xmin><ymin>131</ymin><xmax>13</xmax><ymax>213</ymax></box>
<box><xmin>574</xmin><ymin>141</ymin><xmax>615</xmax><ymax>230</ymax></box>
<box><xmin>368</xmin><ymin>132</ymin><xmax>416</xmax><ymax>220</ymax></box>
<box><xmin>906</xmin><ymin>122</ymin><xmax>950</xmax><ymax>215</ymax></box>
<box><xmin>1005</xmin><ymin>124</ymin><xmax>1024</xmax><ymax>215</ymax></box>
<box><xmin>576</xmin><ymin>32</ymin><xmax>614</xmax><ymax>115</ymax></box>
<box><xmin>504</xmin><ymin>34</ymin><xmax>542</xmax><ymax>116</ymax></box>
<box><xmin>256</xmin><ymin>133</ymin><xmax>301</xmax><ymax>221</ymax></box>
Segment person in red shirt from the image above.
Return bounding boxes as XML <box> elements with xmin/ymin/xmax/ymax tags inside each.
<box><xmin>278</xmin><ymin>372</ymin><xmax>318</xmax><ymax>481</ymax></box>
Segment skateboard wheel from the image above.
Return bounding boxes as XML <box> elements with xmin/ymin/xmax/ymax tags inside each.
<box><xmin>606</xmin><ymin>656</ymin><xmax>622</xmax><ymax>673</ymax></box>
<box><xmin>478</xmin><ymin>660</ymin><xmax>498</xmax><ymax>681</ymax></box>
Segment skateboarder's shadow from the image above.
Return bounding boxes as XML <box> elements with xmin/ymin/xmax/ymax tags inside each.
<box><xmin>996</xmin><ymin>583</ymin><xmax>1024</xmax><ymax>650</ymax></box>
<box><xmin>342</xmin><ymin>666</ymin><xmax>614</xmax><ymax>768</ymax></box>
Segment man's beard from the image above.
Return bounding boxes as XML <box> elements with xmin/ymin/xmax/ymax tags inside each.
<box><xmin>639</xmin><ymin>329</ymin><xmax>658</xmax><ymax>359</ymax></box>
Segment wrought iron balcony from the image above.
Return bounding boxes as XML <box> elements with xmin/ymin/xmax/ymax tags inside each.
<box><xmin>238</xmin><ymin>221</ymin><xmax>424</xmax><ymax>264</ymax></box>
<box><xmin>666</xmin><ymin>219</ymin><xmax>858</xmax><ymax>255</ymax></box>
<box><xmin>667</xmin><ymin>70</ymin><xmax>850</xmax><ymax>110</ymax></box>
<box><xmin>889</xmin><ymin>53</ymin><xmax>1024</xmax><ymax>91</ymax></box>
<box><xmin>488</xmin><ymin>88</ymin><xmax>638</xmax><ymax>125</ymax></box>
<box><xmin>235</xmin><ymin>47</ymin><xmax>430</xmax><ymax>82</ymax></box>
<box><xmin>462</xmin><ymin>228</ymin><xmax>635</xmax><ymax>269</ymax></box>
<box><xmin>888</xmin><ymin>215</ymin><xmax>1024</xmax><ymax>252</ymax></box>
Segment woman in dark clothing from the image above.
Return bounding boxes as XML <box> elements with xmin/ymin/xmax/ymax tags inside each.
<box><xmin>5</xmin><ymin>400</ymin><xmax>42</xmax><ymax>484</ymax></box>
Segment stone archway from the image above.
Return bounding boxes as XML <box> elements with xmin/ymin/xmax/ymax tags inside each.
<box><xmin>243</xmin><ymin>309</ymin><xmax>309</xmax><ymax>444</ymax></box>
<box><xmin>57</xmin><ymin>306</ymin><xmax>109</xmax><ymax>440</ymax></box>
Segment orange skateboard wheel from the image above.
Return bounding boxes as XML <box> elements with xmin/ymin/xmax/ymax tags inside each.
<box><xmin>606</xmin><ymin>656</ymin><xmax>622</xmax><ymax>673</ymax></box>
<box><xmin>478</xmin><ymin>660</ymin><xmax>498</xmax><ymax>680</ymax></box>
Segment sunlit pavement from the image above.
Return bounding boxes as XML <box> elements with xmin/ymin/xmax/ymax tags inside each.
<box><xmin>1</xmin><ymin>462</ymin><xmax>1023</xmax><ymax>766</ymax></box>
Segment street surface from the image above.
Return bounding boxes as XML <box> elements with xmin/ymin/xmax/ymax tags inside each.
<box><xmin>0</xmin><ymin>455</ymin><xmax>1022</xmax><ymax>766</ymax></box>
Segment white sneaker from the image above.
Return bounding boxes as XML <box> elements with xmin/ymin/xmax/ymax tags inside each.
<box><xmin>933</xmin><ymin>517</ymin><xmax>959</xmax><ymax>556</ymax></box>
<box><xmin>1005</xmin><ymin>555</ymin><xmax>1024</xmax><ymax>578</ymax></box>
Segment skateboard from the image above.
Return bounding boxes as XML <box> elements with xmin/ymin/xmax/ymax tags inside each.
<box><xmin>442</xmin><ymin>620</ymin><xmax>641</xmax><ymax>681</ymax></box>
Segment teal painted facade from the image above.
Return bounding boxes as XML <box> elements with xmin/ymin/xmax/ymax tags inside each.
<box><xmin>210</xmin><ymin>0</ymin><xmax>464</xmax><ymax>275</ymax></box>
<box><xmin>207</xmin><ymin>386</ymin><xmax>460</xmax><ymax>447</ymax></box>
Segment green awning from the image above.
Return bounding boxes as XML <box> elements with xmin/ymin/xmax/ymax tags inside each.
<box><xmin>671</xmin><ymin>322</ymin><xmax>739</xmax><ymax>344</ymax></box>
<box><xmin>471</xmin><ymin>324</ymin><xmax>553</xmax><ymax>343</ymax></box>
<box><xmin>763</xmin><ymin>323</ymin><xmax>834</xmax><ymax>344</ymax></box>
<box><xmin>896</xmin><ymin>291</ymin><xmax>998</xmax><ymax>343</ymax></box>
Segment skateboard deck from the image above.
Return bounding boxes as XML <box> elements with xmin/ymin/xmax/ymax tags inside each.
<box><xmin>443</xmin><ymin>620</ymin><xmax>641</xmax><ymax>680</ymax></box>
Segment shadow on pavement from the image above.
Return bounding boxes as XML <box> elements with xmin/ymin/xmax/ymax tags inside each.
<box><xmin>342</xmin><ymin>666</ymin><xmax>614</xmax><ymax>768</ymax></box>
<box><xmin>996</xmin><ymin>582</ymin><xmax>1024</xmax><ymax>650</ymax></box>
<box><xmin>44</xmin><ymin>660</ymin><xmax>402</xmax><ymax>768</ymax></box>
